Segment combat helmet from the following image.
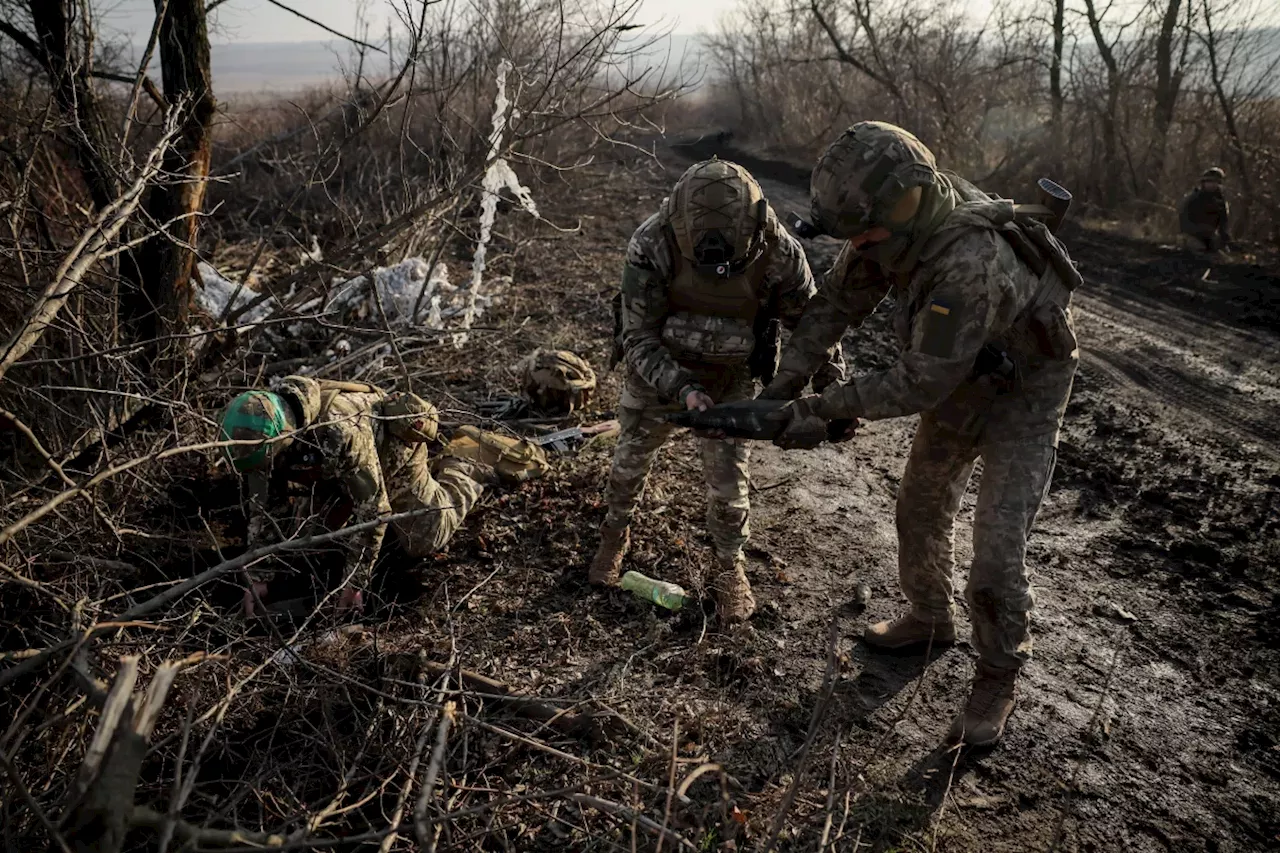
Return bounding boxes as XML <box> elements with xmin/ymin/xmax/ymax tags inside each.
<box><xmin>383</xmin><ymin>392</ymin><xmax>439</xmax><ymax>443</ymax></box>
<box><xmin>219</xmin><ymin>390</ymin><xmax>299</xmax><ymax>472</ymax></box>
<box><xmin>663</xmin><ymin>159</ymin><xmax>770</xmax><ymax>277</ymax></box>
<box><xmin>518</xmin><ymin>349</ymin><xmax>596</xmax><ymax>414</ymax></box>
<box><xmin>274</xmin><ymin>375</ymin><xmax>323</xmax><ymax>424</ymax></box>
<box><xmin>808</xmin><ymin>121</ymin><xmax>939</xmax><ymax>239</ymax></box>
<box><xmin>1202</xmin><ymin>167</ymin><xmax>1225</xmax><ymax>182</ymax></box>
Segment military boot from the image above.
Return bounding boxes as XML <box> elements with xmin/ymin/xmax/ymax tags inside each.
<box><xmin>711</xmin><ymin>553</ymin><xmax>756</xmax><ymax>624</ymax></box>
<box><xmin>946</xmin><ymin>663</ymin><xmax>1018</xmax><ymax>747</ymax></box>
<box><xmin>588</xmin><ymin>524</ymin><xmax>629</xmax><ymax>587</ymax></box>
<box><xmin>863</xmin><ymin>611</ymin><xmax>956</xmax><ymax>651</ymax></box>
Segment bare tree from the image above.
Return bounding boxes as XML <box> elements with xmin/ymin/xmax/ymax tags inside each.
<box><xmin>121</xmin><ymin>0</ymin><xmax>216</xmax><ymax>361</ymax></box>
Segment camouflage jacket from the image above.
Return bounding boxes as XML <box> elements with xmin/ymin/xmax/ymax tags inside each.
<box><xmin>1178</xmin><ymin>188</ymin><xmax>1230</xmax><ymax>240</ymax></box>
<box><xmin>772</xmin><ymin>201</ymin><xmax>1078</xmax><ymax>437</ymax></box>
<box><xmin>619</xmin><ymin>205</ymin><xmax>843</xmax><ymax>402</ymax></box>
<box><xmin>248</xmin><ymin>383</ymin><xmax>446</xmax><ymax>589</ymax></box>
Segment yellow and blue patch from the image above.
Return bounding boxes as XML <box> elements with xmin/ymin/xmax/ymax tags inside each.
<box><xmin>920</xmin><ymin>299</ymin><xmax>961</xmax><ymax>358</ymax></box>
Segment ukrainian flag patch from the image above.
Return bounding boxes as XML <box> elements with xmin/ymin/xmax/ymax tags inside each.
<box><xmin>920</xmin><ymin>299</ymin><xmax>960</xmax><ymax>358</ymax></box>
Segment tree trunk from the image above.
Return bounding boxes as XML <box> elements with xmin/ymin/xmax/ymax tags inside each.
<box><xmin>1084</xmin><ymin>0</ymin><xmax>1125</xmax><ymax>209</ymax></box>
<box><xmin>28</xmin><ymin>0</ymin><xmax>120</xmax><ymax>210</ymax></box>
<box><xmin>120</xmin><ymin>0</ymin><xmax>215</xmax><ymax>360</ymax></box>
<box><xmin>1150</xmin><ymin>0</ymin><xmax>1185</xmax><ymax>198</ymax></box>
<box><xmin>1201</xmin><ymin>0</ymin><xmax>1252</xmax><ymax>234</ymax></box>
<box><xmin>1049</xmin><ymin>0</ymin><xmax>1065</xmax><ymax>127</ymax></box>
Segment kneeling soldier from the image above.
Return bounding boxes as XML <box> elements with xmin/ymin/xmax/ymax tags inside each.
<box><xmin>219</xmin><ymin>377</ymin><xmax>488</xmax><ymax>615</ymax></box>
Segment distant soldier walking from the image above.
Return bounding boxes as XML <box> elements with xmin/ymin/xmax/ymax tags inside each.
<box><xmin>220</xmin><ymin>377</ymin><xmax>489</xmax><ymax>615</ymax></box>
<box><xmin>591</xmin><ymin>159</ymin><xmax>843</xmax><ymax>623</ymax></box>
<box><xmin>764</xmin><ymin>122</ymin><xmax>1080</xmax><ymax>746</ymax></box>
<box><xmin>1178</xmin><ymin>167</ymin><xmax>1232</xmax><ymax>252</ymax></box>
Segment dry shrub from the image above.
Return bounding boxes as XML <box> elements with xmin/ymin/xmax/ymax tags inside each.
<box><xmin>698</xmin><ymin>0</ymin><xmax>1280</xmax><ymax>245</ymax></box>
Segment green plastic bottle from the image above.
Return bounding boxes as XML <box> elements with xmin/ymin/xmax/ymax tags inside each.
<box><xmin>620</xmin><ymin>571</ymin><xmax>689</xmax><ymax>611</ymax></box>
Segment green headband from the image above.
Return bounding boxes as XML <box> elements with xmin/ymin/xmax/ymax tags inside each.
<box><xmin>220</xmin><ymin>390</ymin><xmax>290</xmax><ymax>472</ymax></box>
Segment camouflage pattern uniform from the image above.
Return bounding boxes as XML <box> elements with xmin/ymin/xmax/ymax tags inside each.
<box><xmin>1178</xmin><ymin>168</ymin><xmax>1231</xmax><ymax>251</ymax></box>
<box><xmin>604</xmin><ymin>162</ymin><xmax>843</xmax><ymax>571</ymax></box>
<box><xmin>769</xmin><ymin>122</ymin><xmax>1080</xmax><ymax>680</ymax></box>
<box><xmin>248</xmin><ymin>377</ymin><xmax>484</xmax><ymax>589</ymax></box>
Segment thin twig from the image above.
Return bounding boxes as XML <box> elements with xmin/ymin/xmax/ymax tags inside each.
<box><xmin>763</xmin><ymin>615</ymin><xmax>842</xmax><ymax>852</ymax></box>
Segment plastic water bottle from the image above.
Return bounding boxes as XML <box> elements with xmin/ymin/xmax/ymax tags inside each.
<box><xmin>620</xmin><ymin>571</ymin><xmax>689</xmax><ymax>611</ymax></box>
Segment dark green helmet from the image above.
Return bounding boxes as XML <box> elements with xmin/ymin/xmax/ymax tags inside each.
<box><xmin>219</xmin><ymin>390</ymin><xmax>296</xmax><ymax>472</ymax></box>
<box><xmin>1202</xmin><ymin>167</ymin><xmax>1225</xmax><ymax>181</ymax></box>
<box><xmin>809</xmin><ymin>121</ymin><xmax>938</xmax><ymax>238</ymax></box>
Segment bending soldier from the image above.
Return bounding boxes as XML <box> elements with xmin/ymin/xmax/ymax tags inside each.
<box><xmin>764</xmin><ymin>122</ymin><xmax>1080</xmax><ymax>746</ymax></box>
<box><xmin>1178</xmin><ymin>167</ymin><xmax>1231</xmax><ymax>252</ymax></box>
<box><xmin>590</xmin><ymin>158</ymin><xmax>844</xmax><ymax>623</ymax></box>
<box><xmin>219</xmin><ymin>376</ymin><xmax>488</xmax><ymax>615</ymax></box>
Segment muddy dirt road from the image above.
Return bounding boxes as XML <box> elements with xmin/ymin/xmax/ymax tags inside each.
<box><xmin>406</xmin><ymin>142</ymin><xmax>1280</xmax><ymax>851</ymax></box>
<box><xmin>652</xmin><ymin>139</ymin><xmax>1280</xmax><ymax>850</ymax></box>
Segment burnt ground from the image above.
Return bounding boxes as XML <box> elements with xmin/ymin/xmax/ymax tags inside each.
<box><xmin>399</xmin><ymin>139</ymin><xmax>1280</xmax><ymax>851</ymax></box>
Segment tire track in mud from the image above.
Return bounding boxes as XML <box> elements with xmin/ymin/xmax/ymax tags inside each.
<box><xmin>1080</xmin><ymin>347</ymin><xmax>1280</xmax><ymax>458</ymax></box>
<box><xmin>1075</xmin><ymin>295</ymin><xmax>1280</xmax><ymax>459</ymax></box>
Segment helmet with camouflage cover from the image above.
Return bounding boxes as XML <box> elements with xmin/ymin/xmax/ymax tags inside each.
<box><xmin>1202</xmin><ymin>167</ymin><xmax>1225</xmax><ymax>182</ymax></box>
<box><xmin>663</xmin><ymin>158</ymin><xmax>770</xmax><ymax>277</ymax></box>
<box><xmin>809</xmin><ymin>121</ymin><xmax>939</xmax><ymax>240</ymax></box>
<box><xmin>219</xmin><ymin>390</ymin><xmax>299</xmax><ymax>472</ymax></box>
<box><xmin>519</xmin><ymin>349</ymin><xmax>596</xmax><ymax>414</ymax></box>
<box><xmin>383</xmin><ymin>392</ymin><xmax>439</xmax><ymax>443</ymax></box>
<box><xmin>274</xmin><ymin>375</ymin><xmax>323</xmax><ymax>424</ymax></box>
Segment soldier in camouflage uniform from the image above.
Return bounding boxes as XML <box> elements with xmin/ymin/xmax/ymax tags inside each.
<box><xmin>763</xmin><ymin>122</ymin><xmax>1080</xmax><ymax>746</ymax></box>
<box><xmin>220</xmin><ymin>377</ymin><xmax>488</xmax><ymax>615</ymax></box>
<box><xmin>1178</xmin><ymin>167</ymin><xmax>1232</xmax><ymax>252</ymax></box>
<box><xmin>590</xmin><ymin>159</ymin><xmax>844</xmax><ymax>623</ymax></box>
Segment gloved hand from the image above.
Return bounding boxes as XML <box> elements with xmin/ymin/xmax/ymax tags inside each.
<box><xmin>336</xmin><ymin>586</ymin><xmax>364</xmax><ymax>614</ymax></box>
<box><xmin>242</xmin><ymin>581</ymin><xmax>269</xmax><ymax>617</ymax></box>
<box><xmin>828</xmin><ymin>418</ymin><xmax>860</xmax><ymax>443</ymax></box>
<box><xmin>767</xmin><ymin>395</ymin><xmax>831</xmax><ymax>450</ymax></box>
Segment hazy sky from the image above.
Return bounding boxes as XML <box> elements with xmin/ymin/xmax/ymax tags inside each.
<box><xmin>95</xmin><ymin>0</ymin><xmax>737</xmax><ymax>43</ymax></box>
<box><xmin>94</xmin><ymin>0</ymin><xmax>1000</xmax><ymax>44</ymax></box>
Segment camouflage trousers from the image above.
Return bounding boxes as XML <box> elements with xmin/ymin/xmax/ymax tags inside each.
<box><xmin>603</xmin><ymin>368</ymin><xmax>753</xmax><ymax>558</ymax></box>
<box><xmin>386</xmin><ymin>455</ymin><xmax>485</xmax><ymax>557</ymax></box>
<box><xmin>896</xmin><ymin>412</ymin><xmax>1058</xmax><ymax>672</ymax></box>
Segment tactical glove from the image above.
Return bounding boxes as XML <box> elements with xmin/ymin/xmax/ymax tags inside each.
<box><xmin>768</xmin><ymin>395</ymin><xmax>831</xmax><ymax>450</ymax></box>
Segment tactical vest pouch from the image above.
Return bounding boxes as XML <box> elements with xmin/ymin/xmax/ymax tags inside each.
<box><xmin>446</xmin><ymin>426</ymin><xmax>549</xmax><ymax>484</ymax></box>
<box><xmin>609</xmin><ymin>291</ymin><xmax>624</xmax><ymax>371</ymax></box>
<box><xmin>748</xmin><ymin>317</ymin><xmax>781</xmax><ymax>382</ymax></box>
<box><xmin>1028</xmin><ymin>300</ymin><xmax>1077</xmax><ymax>362</ymax></box>
<box><xmin>661</xmin><ymin>313</ymin><xmax>757</xmax><ymax>365</ymax></box>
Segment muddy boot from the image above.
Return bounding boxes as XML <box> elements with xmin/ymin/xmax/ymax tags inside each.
<box><xmin>588</xmin><ymin>524</ymin><xmax>629</xmax><ymax>587</ymax></box>
<box><xmin>946</xmin><ymin>663</ymin><xmax>1018</xmax><ymax>747</ymax></box>
<box><xmin>863</xmin><ymin>611</ymin><xmax>956</xmax><ymax>651</ymax></box>
<box><xmin>711</xmin><ymin>553</ymin><xmax>756</xmax><ymax>624</ymax></box>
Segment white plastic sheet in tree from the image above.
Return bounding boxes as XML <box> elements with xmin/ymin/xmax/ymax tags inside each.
<box><xmin>457</xmin><ymin>58</ymin><xmax>539</xmax><ymax>346</ymax></box>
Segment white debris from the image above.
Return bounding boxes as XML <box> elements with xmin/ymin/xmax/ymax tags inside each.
<box><xmin>326</xmin><ymin>257</ymin><xmax>450</xmax><ymax>327</ymax></box>
<box><xmin>458</xmin><ymin>58</ymin><xmax>539</xmax><ymax>345</ymax></box>
<box><xmin>195</xmin><ymin>262</ymin><xmax>278</xmax><ymax>325</ymax></box>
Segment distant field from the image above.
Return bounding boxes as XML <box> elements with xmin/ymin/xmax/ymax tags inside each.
<box><xmin>194</xmin><ymin>34</ymin><xmax>707</xmax><ymax>95</ymax></box>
